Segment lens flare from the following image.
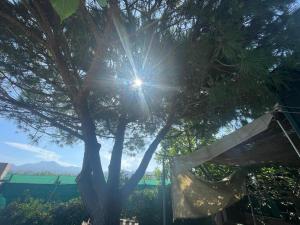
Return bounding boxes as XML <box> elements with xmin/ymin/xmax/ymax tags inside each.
<box><xmin>132</xmin><ymin>78</ymin><xmax>143</xmax><ymax>88</ymax></box>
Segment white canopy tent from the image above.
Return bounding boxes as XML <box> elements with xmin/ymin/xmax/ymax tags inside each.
<box><xmin>171</xmin><ymin>111</ymin><xmax>300</xmax><ymax>219</ymax></box>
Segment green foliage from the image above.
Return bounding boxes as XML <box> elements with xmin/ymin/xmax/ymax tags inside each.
<box><xmin>0</xmin><ymin>198</ymin><xmax>52</xmax><ymax>225</ymax></box>
<box><xmin>50</xmin><ymin>0</ymin><xmax>80</xmax><ymax>21</ymax></box>
<box><xmin>2</xmin><ymin>178</ymin><xmax>299</xmax><ymax>225</ymax></box>
<box><xmin>247</xmin><ymin>165</ymin><xmax>300</xmax><ymax>201</ymax></box>
<box><xmin>123</xmin><ymin>187</ymin><xmax>214</xmax><ymax>225</ymax></box>
<box><xmin>123</xmin><ymin>188</ymin><xmax>162</xmax><ymax>225</ymax></box>
<box><xmin>233</xmin><ymin>165</ymin><xmax>300</xmax><ymax>224</ymax></box>
<box><xmin>0</xmin><ymin>189</ymin><xmax>214</xmax><ymax>225</ymax></box>
<box><xmin>194</xmin><ymin>163</ymin><xmax>235</xmax><ymax>181</ymax></box>
<box><xmin>50</xmin><ymin>198</ymin><xmax>89</xmax><ymax>225</ymax></box>
<box><xmin>0</xmin><ymin>198</ymin><xmax>88</xmax><ymax>225</ymax></box>
<box><xmin>1</xmin><ymin>0</ymin><xmax>298</xmax><ymax>147</ymax></box>
<box><xmin>153</xmin><ymin>167</ymin><xmax>162</xmax><ymax>180</ymax></box>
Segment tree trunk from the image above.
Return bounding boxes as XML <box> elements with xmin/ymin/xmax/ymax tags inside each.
<box><xmin>78</xmin><ymin>175</ymin><xmax>122</xmax><ymax>225</ymax></box>
<box><xmin>91</xmin><ymin>203</ymin><xmax>121</xmax><ymax>225</ymax></box>
<box><xmin>103</xmin><ymin>193</ymin><xmax>122</xmax><ymax>225</ymax></box>
<box><xmin>76</xmin><ymin>109</ymin><xmax>174</xmax><ymax>225</ymax></box>
<box><xmin>77</xmin><ymin>143</ymin><xmax>122</xmax><ymax>225</ymax></box>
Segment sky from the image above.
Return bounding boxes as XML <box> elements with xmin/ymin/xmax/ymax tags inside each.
<box><xmin>0</xmin><ymin>118</ymin><xmax>158</xmax><ymax>171</ymax></box>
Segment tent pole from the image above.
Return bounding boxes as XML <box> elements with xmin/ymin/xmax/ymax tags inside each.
<box><xmin>276</xmin><ymin>120</ymin><xmax>300</xmax><ymax>159</ymax></box>
<box><xmin>162</xmin><ymin>153</ymin><xmax>167</xmax><ymax>225</ymax></box>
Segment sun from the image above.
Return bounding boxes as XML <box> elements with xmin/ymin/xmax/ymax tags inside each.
<box><xmin>132</xmin><ymin>78</ymin><xmax>143</xmax><ymax>88</ymax></box>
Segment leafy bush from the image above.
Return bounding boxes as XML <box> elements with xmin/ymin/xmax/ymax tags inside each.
<box><xmin>0</xmin><ymin>188</ymin><xmax>213</xmax><ymax>225</ymax></box>
<box><xmin>0</xmin><ymin>198</ymin><xmax>52</xmax><ymax>225</ymax></box>
<box><xmin>0</xmin><ymin>198</ymin><xmax>88</xmax><ymax>225</ymax></box>
<box><xmin>123</xmin><ymin>188</ymin><xmax>163</xmax><ymax>225</ymax></box>
<box><xmin>122</xmin><ymin>187</ymin><xmax>213</xmax><ymax>225</ymax></box>
<box><xmin>50</xmin><ymin>198</ymin><xmax>88</xmax><ymax>225</ymax></box>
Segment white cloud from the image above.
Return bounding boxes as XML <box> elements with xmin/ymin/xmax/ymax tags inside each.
<box><xmin>122</xmin><ymin>155</ymin><xmax>142</xmax><ymax>171</ymax></box>
<box><xmin>99</xmin><ymin>149</ymin><xmax>157</xmax><ymax>172</ymax></box>
<box><xmin>4</xmin><ymin>142</ymin><xmax>77</xmax><ymax>167</ymax></box>
<box><xmin>100</xmin><ymin>150</ymin><xmax>141</xmax><ymax>171</ymax></box>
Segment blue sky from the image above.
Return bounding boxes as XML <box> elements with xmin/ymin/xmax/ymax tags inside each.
<box><xmin>0</xmin><ymin>118</ymin><xmax>158</xmax><ymax>171</ymax></box>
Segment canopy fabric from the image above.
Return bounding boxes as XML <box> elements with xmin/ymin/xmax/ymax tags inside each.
<box><xmin>171</xmin><ymin>170</ymin><xmax>246</xmax><ymax>219</ymax></box>
<box><xmin>171</xmin><ymin>112</ymin><xmax>300</xmax><ymax>219</ymax></box>
<box><xmin>172</xmin><ymin>113</ymin><xmax>272</xmax><ymax>175</ymax></box>
<box><xmin>210</xmin><ymin>114</ymin><xmax>300</xmax><ymax>167</ymax></box>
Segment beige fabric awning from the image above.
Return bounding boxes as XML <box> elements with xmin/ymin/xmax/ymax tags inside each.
<box><xmin>171</xmin><ymin>169</ymin><xmax>246</xmax><ymax>219</ymax></box>
<box><xmin>171</xmin><ymin>112</ymin><xmax>300</xmax><ymax>219</ymax></box>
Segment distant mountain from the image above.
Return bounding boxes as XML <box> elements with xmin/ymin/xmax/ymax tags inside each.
<box><xmin>11</xmin><ymin>161</ymin><xmax>81</xmax><ymax>175</ymax></box>
<box><xmin>9</xmin><ymin>161</ymin><xmax>156</xmax><ymax>177</ymax></box>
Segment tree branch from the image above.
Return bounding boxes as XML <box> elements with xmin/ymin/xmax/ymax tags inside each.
<box><xmin>121</xmin><ymin>113</ymin><xmax>175</xmax><ymax>198</ymax></box>
<box><xmin>78</xmin><ymin>1</ymin><xmax>115</xmax><ymax>100</ymax></box>
<box><xmin>78</xmin><ymin>100</ymin><xmax>107</xmax><ymax>196</ymax></box>
<box><xmin>31</xmin><ymin>1</ymin><xmax>80</xmax><ymax>102</ymax></box>
<box><xmin>0</xmin><ymin>11</ymin><xmax>47</xmax><ymax>47</ymax></box>
<box><xmin>79</xmin><ymin>0</ymin><xmax>102</xmax><ymax>44</ymax></box>
<box><xmin>0</xmin><ymin>93</ymin><xmax>84</xmax><ymax>140</ymax></box>
<box><xmin>107</xmin><ymin>116</ymin><xmax>127</xmax><ymax>189</ymax></box>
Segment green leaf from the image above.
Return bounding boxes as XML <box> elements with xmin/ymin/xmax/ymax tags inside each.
<box><xmin>96</xmin><ymin>0</ymin><xmax>108</xmax><ymax>7</ymax></box>
<box><xmin>50</xmin><ymin>0</ymin><xmax>80</xmax><ymax>21</ymax></box>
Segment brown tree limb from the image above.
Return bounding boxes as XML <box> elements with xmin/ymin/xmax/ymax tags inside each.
<box><xmin>30</xmin><ymin>1</ymin><xmax>80</xmax><ymax>102</ymax></box>
<box><xmin>79</xmin><ymin>0</ymin><xmax>102</xmax><ymax>43</ymax></box>
<box><xmin>78</xmin><ymin>140</ymin><xmax>107</xmax><ymax>204</ymax></box>
<box><xmin>0</xmin><ymin>94</ymin><xmax>84</xmax><ymax>140</ymax></box>
<box><xmin>121</xmin><ymin>113</ymin><xmax>175</xmax><ymax>199</ymax></box>
<box><xmin>78</xmin><ymin>1</ymin><xmax>116</xmax><ymax>100</ymax></box>
<box><xmin>107</xmin><ymin>116</ymin><xmax>127</xmax><ymax>189</ymax></box>
<box><xmin>77</xmin><ymin>100</ymin><xmax>107</xmax><ymax>199</ymax></box>
<box><xmin>0</xmin><ymin>11</ymin><xmax>46</xmax><ymax>47</ymax></box>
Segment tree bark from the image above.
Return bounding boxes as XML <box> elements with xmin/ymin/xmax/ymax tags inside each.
<box><xmin>103</xmin><ymin>191</ymin><xmax>122</xmax><ymax>225</ymax></box>
<box><xmin>77</xmin><ymin>122</ymin><xmax>127</xmax><ymax>225</ymax></box>
<box><xmin>77</xmin><ymin>113</ymin><xmax>174</xmax><ymax>225</ymax></box>
<box><xmin>78</xmin><ymin>162</ymin><xmax>122</xmax><ymax>225</ymax></box>
<box><xmin>77</xmin><ymin>143</ymin><xmax>105</xmax><ymax>225</ymax></box>
<box><xmin>78</xmin><ymin>177</ymin><xmax>122</xmax><ymax>225</ymax></box>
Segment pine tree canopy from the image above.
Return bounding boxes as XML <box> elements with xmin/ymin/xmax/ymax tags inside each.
<box><xmin>1</xmin><ymin>0</ymin><xmax>299</xmax><ymax>146</ymax></box>
<box><xmin>1</xmin><ymin>1</ymin><xmax>300</xmax><ymax>223</ymax></box>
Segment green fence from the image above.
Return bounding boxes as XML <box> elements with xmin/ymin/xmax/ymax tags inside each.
<box><xmin>0</xmin><ymin>174</ymin><xmax>168</xmax><ymax>208</ymax></box>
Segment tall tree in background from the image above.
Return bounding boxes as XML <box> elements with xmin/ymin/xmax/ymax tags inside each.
<box><xmin>0</xmin><ymin>0</ymin><xmax>299</xmax><ymax>224</ymax></box>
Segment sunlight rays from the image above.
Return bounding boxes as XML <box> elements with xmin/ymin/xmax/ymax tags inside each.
<box><xmin>112</xmin><ymin>14</ymin><xmax>151</xmax><ymax>116</ymax></box>
<box><xmin>111</xmin><ymin>13</ymin><xmax>181</xmax><ymax>118</ymax></box>
<box><xmin>132</xmin><ymin>78</ymin><xmax>143</xmax><ymax>88</ymax></box>
<box><xmin>112</xmin><ymin>15</ymin><xmax>138</xmax><ymax>79</ymax></box>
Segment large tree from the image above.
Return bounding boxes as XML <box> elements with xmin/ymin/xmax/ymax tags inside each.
<box><xmin>0</xmin><ymin>0</ymin><xmax>299</xmax><ymax>224</ymax></box>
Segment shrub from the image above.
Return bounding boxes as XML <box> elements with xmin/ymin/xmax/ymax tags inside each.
<box><xmin>0</xmin><ymin>198</ymin><xmax>52</xmax><ymax>225</ymax></box>
<box><xmin>0</xmin><ymin>198</ymin><xmax>88</xmax><ymax>225</ymax></box>
<box><xmin>0</xmin><ymin>189</ymin><xmax>213</xmax><ymax>225</ymax></box>
<box><xmin>50</xmin><ymin>198</ymin><xmax>88</xmax><ymax>225</ymax></box>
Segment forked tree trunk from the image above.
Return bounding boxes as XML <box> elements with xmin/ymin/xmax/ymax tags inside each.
<box><xmin>78</xmin><ymin>172</ymin><xmax>122</xmax><ymax>225</ymax></box>
<box><xmin>77</xmin><ymin>142</ymin><xmax>122</xmax><ymax>225</ymax></box>
<box><xmin>77</xmin><ymin>108</ymin><xmax>174</xmax><ymax>225</ymax></box>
